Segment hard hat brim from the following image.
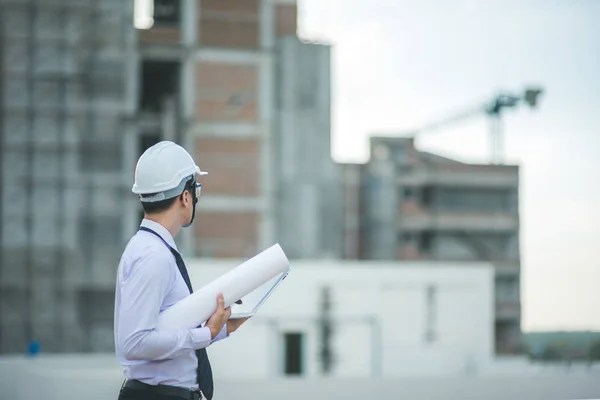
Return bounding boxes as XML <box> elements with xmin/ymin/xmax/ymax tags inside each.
<box><xmin>196</xmin><ymin>165</ymin><xmax>208</xmax><ymax>176</ymax></box>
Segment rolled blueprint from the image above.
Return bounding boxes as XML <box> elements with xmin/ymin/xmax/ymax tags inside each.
<box><xmin>156</xmin><ymin>243</ymin><xmax>290</xmax><ymax>330</ymax></box>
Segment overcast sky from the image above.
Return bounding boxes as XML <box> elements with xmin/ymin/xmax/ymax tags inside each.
<box><xmin>298</xmin><ymin>0</ymin><xmax>600</xmax><ymax>332</ymax></box>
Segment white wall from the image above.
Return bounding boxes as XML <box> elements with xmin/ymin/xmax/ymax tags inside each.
<box><xmin>186</xmin><ymin>259</ymin><xmax>495</xmax><ymax>378</ymax></box>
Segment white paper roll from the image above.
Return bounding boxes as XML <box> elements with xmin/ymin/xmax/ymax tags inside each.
<box><xmin>156</xmin><ymin>243</ymin><xmax>290</xmax><ymax>330</ymax></box>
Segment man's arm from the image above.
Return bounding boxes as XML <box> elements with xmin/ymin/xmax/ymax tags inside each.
<box><xmin>210</xmin><ymin>317</ymin><xmax>250</xmax><ymax>344</ymax></box>
<box><xmin>211</xmin><ymin>325</ymin><xmax>228</xmax><ymax>344</ymax></box>
<box><xmin>117</xmin><ymin>251</ymin><xmax>213</xmax><ymax>361</ymax></box>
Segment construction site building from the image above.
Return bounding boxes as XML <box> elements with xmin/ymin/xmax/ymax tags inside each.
<box><xmin>0</xmin><ymin>0</ymin><xmax>137</xmax><ymax>353</ymax></box>
<box><xmin>342</xmin><ymin>136</ymin><xmax>522</xmax><ymax>354</ymax></box>
<box><xmin>0</xmin><ymin>0</ymin><xmax>339</xmax><ymax>353</ymax></box>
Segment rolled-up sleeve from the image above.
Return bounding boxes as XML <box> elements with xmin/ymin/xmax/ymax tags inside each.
<box><xmin>117</xmin><ymin>250</ymin><xmax>213</xmax><ymax>361</ymax></box>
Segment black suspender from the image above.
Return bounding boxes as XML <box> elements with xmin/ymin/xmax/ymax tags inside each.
<box><xmin>139</xmin><ymin>226</ymin><xmax>193</xmax><ymax>294</ymax></box>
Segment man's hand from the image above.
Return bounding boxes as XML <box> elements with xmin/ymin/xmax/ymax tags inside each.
<box><xmin>206</xmin><ymin>293</ymin><xmax>231</xmax><ymax>339</ymax></box>
<box><xmin>226</xmin><ymin>317</ymin><xmax>249</xmax><ymax>335</ymax></box>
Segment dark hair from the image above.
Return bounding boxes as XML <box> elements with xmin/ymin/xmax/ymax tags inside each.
<box><xmin>140</xmin><ymin>179</ymin><xmax>195</xmax><ymax>215</ymax></box>
<box><xmin>141</xmin><ymin>196</ymin><xmax>178</xmax><ymax>214</ymax></box>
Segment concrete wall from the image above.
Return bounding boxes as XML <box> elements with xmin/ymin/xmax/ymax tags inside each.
<box><xmin>186</xmin><ymin>259</ymin><xmax>495</xmax><ymax>378</ymax></box>
<box><xmin>273</xmin><ymin>37</ymin><xmax>342</xmax><ymax>259</ymax></box>
<box><xmin>362</xmin><ymin>161</ymin><xmax>399</xmax><ymax>259</ymax></box>
<box><xmin>341</xmin><ymin>164</ymin><xmax>363</xmax><ymax>259</ymax></box>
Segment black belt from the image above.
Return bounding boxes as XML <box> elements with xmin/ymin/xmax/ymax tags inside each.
<box><xmin>123</xmin><ymin>379</ymin><xmax>203</xmax><ymax>400</ymax></box>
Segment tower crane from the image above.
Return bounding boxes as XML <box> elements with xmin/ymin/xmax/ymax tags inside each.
<box><xmin>411</xmin><ymin>87</ymin><xmax>544</xmax><ymax>164</ymax></box>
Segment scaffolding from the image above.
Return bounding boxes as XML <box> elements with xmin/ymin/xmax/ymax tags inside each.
<box><xmin>0</xmin><ymin>0</ymin><xmax>133</xmax><ymax>353</ymax></box>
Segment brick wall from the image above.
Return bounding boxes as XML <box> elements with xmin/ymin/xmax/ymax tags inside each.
<box><xmin>195</xmin><ymin>211</ymin><xmax>259</xmax><ymax>257</ymax></box>
<box><xmin>194</xmin><ymin>137</ymin><xmax>260</xmax><ymax>196</ymax></box>
<box><xmin>138</xmin><ymin>27</ymin><xmax>182</xmax><ymax>44</ymax></box>
<box><xmin>397</xmin><ymin>244</ymin><xmax>420</xmax><ymax>260</ymax></box>
<box><xmin>400</xmin><ymin>200</ymin><xmax>426</xmax><ymax>215</ymax></box>
<box><xmin>195</xmin><ymin>62</ymin><xmax>258</xmax><ymax>122</ymax></box>
<box><xmin>192</xmin><ymin>1</ymin><xmax>269</xmax><ymax>258</ymax></box>
<box><xmin>198</xmin><ymin>0</ymin><xmax>260</xmax><ymax>49</ymax></box>
<box><xmin>275</xmin><ymin>3</ymin><xmax>297</xmax><ymax>36</ymax></box>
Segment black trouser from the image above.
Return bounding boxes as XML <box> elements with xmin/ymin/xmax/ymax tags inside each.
<box><xmin>118</xmin><ymin>380</ymin><xmax>202</xmax><ymax>400</ymax></box>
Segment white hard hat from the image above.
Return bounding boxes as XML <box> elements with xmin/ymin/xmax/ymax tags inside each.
<box><xmin>132</xmin><ymin>141</ymin><xmax>207</xmax><ymax>202</ymax></box>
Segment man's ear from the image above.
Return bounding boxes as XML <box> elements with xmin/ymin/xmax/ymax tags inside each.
<box><xmin>180</xmin><ymin>190</ymin><xmax>190</xmax><ymax>206</ymax></box>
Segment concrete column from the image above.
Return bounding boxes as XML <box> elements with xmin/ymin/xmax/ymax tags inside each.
<box><xmin>124</xmin><ymin>1</ymin><xmax>140</xmax><ymax>114</ymax></box>
<box><xmin>258</xmin><ymin>1</ymin><xmax>276</xmax><ymax>250</ymax></box>
<box><xmin>179</xmin><ymin>0</ymin><xmax>199</xmax><ymax>257</ymax></box>
<box><xmin>180</xmin><ymin>134</ymin><xmax>196</xmax><ymax>257</ymax></box>
<box><xmin>261</xmin><ymin>0</ymin><xmax>275</xmax><ymax>50</ymax></box>
<box><xmin>123</xmin><ymin>2</ymin><xmax>142</xmax><ymax>240</ymax></box>
<box><xmin>183</xmin><ymin>0</ymin><xmax>198</xmax><ymax>47</ymax></box>
<box><xmin>181</xmin><ymin>0</ymin><xmax>197</xmax><ymax>120</ymax></box>
<box><xmin>300</xmin><ymin>184</ymin><xmax>318</xmax><ymax>256</ymax></box>
<box><xmin>122</xmin><ymin>121</ymin><xmax>140</xmax><ymax>240</ymax></box>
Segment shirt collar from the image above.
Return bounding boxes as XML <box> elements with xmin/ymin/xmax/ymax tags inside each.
<box><xmin>140</xmin><ymin>219</ymin><xmax>179</xmax><ymax>251</ymax></box>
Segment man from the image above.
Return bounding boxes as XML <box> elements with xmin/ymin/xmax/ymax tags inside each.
<box><xmin>114</xmin><ymin>141</ymin><xmax>247</xmax><ymax>400</ymax></box>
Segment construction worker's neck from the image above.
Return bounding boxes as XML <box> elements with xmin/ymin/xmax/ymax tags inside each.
<box><xmin>144</xmin><ymin>209</ymin><xmax>182</xmax><ymax>239</ymax></box>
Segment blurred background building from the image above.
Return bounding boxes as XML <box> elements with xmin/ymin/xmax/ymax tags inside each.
<box><xmin>0</xmin><ymin>0</ymin><xmax>530</xmax><ymax>359</ymax></box>
<box><xmin>0</xmin><ymin>0</ymin><xmax>136</xmax><ymax>353</ymax></box>
<box><xmin>0</xmin><ymin>0</ymin><xmax>344</xmax><ymax>353</ymax></box>
<box><xmin>0</xmin><ymin>0</ymin><xmax>517</xmax><ymax>355</ymax></box>
<box><xmin>342</xmin><ymin>136</ymin><xmax>521</xmax><ymax>354</ymax></box>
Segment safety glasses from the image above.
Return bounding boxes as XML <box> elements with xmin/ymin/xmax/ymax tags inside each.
<box><xmin>194</xmin><ymin>182</ymin><xmax>202</xmax><ymax>198</ymax></box>
<box><xmin>183</xmin><ymin>179</ymin><xmax>202</xmax><ymax>201</ymax></box>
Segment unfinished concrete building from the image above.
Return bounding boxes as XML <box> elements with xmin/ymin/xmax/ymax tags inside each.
<box><xmin>343</xmin><ymin>137</ymin><xmax>522</xmax><ymax>354</ymax></box>
<box><xmin>131</xmin><ymin>0</ymin><xmax>341</xmax><ymax>260</ymax></box>
<box><xmin>135</xmin><ymin>0</ymin><xmax>306</xmax><ymax>259</ymax></box>
<box><xmin>0</xmin><ymin>0</ymin><xmax>340</xmax><ymax>353</ymax></box>
<box><xmin>0</xmin><ymin>0</ymin><xmax>137</xmax><ymax>352</ymax></box>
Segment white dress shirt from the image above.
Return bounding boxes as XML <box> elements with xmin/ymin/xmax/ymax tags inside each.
<box><xmin>114</xmin><ymin>219</ymin><xmax>227</xmax><ymax>390</ymax></box>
